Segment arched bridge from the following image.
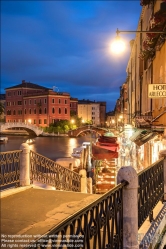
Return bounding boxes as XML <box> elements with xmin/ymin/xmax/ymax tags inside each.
<box><xmin>0</xmin><ymin>122</ymin><xmax>43</xmax><ymax>136</ymax></box>
<box><xmin>68</xmin><ymin>125</ymin><xmax>108</xmax><ymax>137</ymax></box>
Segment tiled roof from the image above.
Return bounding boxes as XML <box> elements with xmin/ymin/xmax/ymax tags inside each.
<box><xmin>5</xmin><ymin>81</ymin><xmax>50</xmax><ymax>90</ymax></box>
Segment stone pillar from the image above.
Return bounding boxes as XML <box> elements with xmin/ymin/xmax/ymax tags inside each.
<box><xmin>69</xmin><ymin>163</ymin><xmax>73</xmax><ymax>171</ymax></box>
<box><xmin>158</xmin><ymin>150</ymin><xmax>166</xmax><ymax>201</ymax></box>
<box><xmin>117</xmin><ymin>166</ymin><xmax>139</xmax><ymax>249</ymax></box>
<box><xmin>87</xmin><ymin>177</ymin><xmax>92</xmax><ymax>194</ymax></box>
<box><xmin>79</xmin><ymin>169</ymin><xmax>87</xmax><ymax>193</ymax></box>
<box><xmin>20</xmin><ymin>143</ymin><xmax>30</xmax><ymax>186</ymax></box>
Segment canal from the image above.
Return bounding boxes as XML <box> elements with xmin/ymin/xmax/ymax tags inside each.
<box><xmin>0</xmin><ymin>135</ymin><xmax>96</xmax><ymax>161</ymax></box>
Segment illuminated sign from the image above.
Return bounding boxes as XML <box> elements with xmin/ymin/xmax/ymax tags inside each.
<box><xmin>148</xmin><ymin>84</ymin><xmax>166</xmax><ymax>98</ymax></box>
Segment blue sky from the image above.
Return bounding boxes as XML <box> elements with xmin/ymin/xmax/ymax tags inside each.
<box><xmin>1</xmin><ymin>1</ymin><xmax>142</xmax><ymax>111</ymax></box>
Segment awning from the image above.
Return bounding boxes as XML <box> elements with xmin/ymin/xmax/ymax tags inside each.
<box><xmin>130</xmin><ymin>129</ymin><xmax>158</xmax><ymax>146</ymax></box>
<box><xmin>92</xmin><ymin>143</ymin><xmax>118</xmax><ymax>159</ymax></box>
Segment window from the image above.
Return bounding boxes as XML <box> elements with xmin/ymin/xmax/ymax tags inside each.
<box><xmin>7</xmin><ymin>110</ymin><xmax>11</xmax><ymax>115</ymax></box>
<box><xmin>39</xmin><ymin>119</ymin><xmax>42</xmax><ymax>124</ymax></box>
<box><xmin>24</xmin><ymin>100</ymin><xmax>26</xmax><ymax>105</ymax></box>
<box><xmin>44</xmin><ymin>98</ymin><xmax>47</xmax><ymax>104</ymax></box>
<box><xmin>18</xmin><ymin>101</ymin><xmax>22</xmax><ymax>105</ymax></box>
<box><xmin>59</xmin><ymin>108</ymin><xmax>61</xmax><ymax>114</ymax></box>
<box><xmin>13</xmin><ymin>110</ymin><xmax>16</xmax><ymax>115</ymax></box>
<box><xmin>18</xmin><ymin>91</ymin><xmax>22</xmax><ymax>95</ymax></box>
<box><xmin>52</xmin><ymin>99</ymin><xmax>55</xmax><ymax>103</ymax></box>
<box><xmin>34</xmin><ymin>99</ymin><xmax>36</xmax><ymax>104</ymax></box>
<box><xmin>59</xmin><ymin>99</ymin><xmax>61</xmax><ymax>104</ymax></box>
<box><xmin>39</xmin><ymin>108</ymin><xmax>42</xmax><ymax>114</ymax></box>
<box><xmin>29</xmin><ymin>109</ymin><xmax>31</xmax><ymax>114</ymax></box>
<box><xmin>44</xmin><ymin>108</ymin><xmax>47</xmax><ymax>114</ymax></box>
<box><xmin>65</xmin><ymin>108</ymin><xmax>67</xmax><ymax>114</ymax></box>
<box><xmin>29</xmin><ymin>99</ymin><xmax>31</xmax><ymax>105</ymax></box>
<box><xmin>52</xmin><ymin>108</ymin><xmax>55</xmax><ymax>114</ymax></box>
<box><xmin>65</xmin><ymin>99</ymin><xmax>67</xmax><ymax>104</ymax></box>
<box><xmin>44</xmin><ymin>119</ymin><xmax>47</xmax><ymax>124</ymax></box>
<box><xmin>34</xmin><ymin>109</ymin><xmax>36</xmax><ymax>114</ymax></box>
<box><xmin>25</xmin><ymin>109</ymin><xmax>26</xmax><ymax>114</ymax></box>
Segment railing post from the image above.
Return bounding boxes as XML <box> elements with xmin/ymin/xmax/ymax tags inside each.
<box><xmin>20</xmin><ymin>143</ymin><xmax>30</xmax><ymax>186</ymax></box>
<box><xmin>117</xmin><ymin>166</ymin><xmax>139</xmax><ymax>249</ymax></box>
<box><xmin>79</xmin><ymin>169</ymin><xmax>87</xmax><ymax>193</ymax></box>
<box><xmin>159</xmin><ymin>150</ymin><xmax>166</xmax><ymax>201</ymax></box>
<box><xmin>87</xmin><ymin>177</ymin><xmax>92</xmax><ymax>194</ymax></box>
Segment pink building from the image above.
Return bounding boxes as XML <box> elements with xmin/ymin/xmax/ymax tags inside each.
<box><xmin>5</xmin><ymin>80</ymin><xmax>71</xmax><ymax>127</ymax></box>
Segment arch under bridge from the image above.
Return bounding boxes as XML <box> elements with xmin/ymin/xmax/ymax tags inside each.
<box><xmin>68</xmin><ymin>125</ymin><xmax>108</xmax><ymax>137</ymax></box>
<box><xmin>0</xmin><ymin>122</ymin><xmax>43</xmax><ymax>136</ymax></box>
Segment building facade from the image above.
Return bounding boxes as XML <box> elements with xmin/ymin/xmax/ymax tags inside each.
<box><xmin>77</xmin><ymin>99</ymin><xmax>106</xmax><ymax>126</ymax></box>
<box><xmin>5</xmin><ymin>80</ymin><xmax>71</xmax><ymax>127</ymax></box>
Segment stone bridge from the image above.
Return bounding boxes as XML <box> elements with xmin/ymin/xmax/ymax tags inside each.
<box><xmin>68</xmin><ymin>125</ymin><xmax>108</xmax><ymax>137</ymax></box>
<box><xmin>0</xmin><ymin>122</ymin><xmax>43</xmax><ymax>136</ymax></box>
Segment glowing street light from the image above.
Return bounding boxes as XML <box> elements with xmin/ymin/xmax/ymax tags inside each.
<box><xmin>111</xmin><ymin>28</ymin><xmax>166</xmax><ymax>54</ymax></box>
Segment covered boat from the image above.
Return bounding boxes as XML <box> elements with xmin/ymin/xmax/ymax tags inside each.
<box><xmin>92</xmin><ymin>143</ymin><xmax>118</xmax><ymax>160</ymax></box>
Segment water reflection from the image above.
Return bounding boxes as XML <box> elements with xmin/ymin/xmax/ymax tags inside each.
<box><xmin>0</xmin><ymin>135</ymin><xmax>96</xmax><ymax>161</ymax></box>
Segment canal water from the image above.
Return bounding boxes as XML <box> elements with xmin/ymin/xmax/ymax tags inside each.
<box><xmin>0</xmin><ymin>135</ymin><xmax>96</xmax><ymax>161</ymax></box>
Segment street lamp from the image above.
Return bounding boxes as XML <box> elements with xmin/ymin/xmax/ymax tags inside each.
<box><xmin>111</xmin><ymin>28</ymin><xmax>166</xmax><ymax>54</ymax></box>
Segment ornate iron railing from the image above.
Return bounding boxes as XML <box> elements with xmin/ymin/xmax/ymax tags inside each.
<box><xmin>30</xmin><ymin>150</ymin><xmax>81</xmax><ymax>192</ymax></box>
<box><xmin>24</xmin><ymin>181</ymin><xmax>127</xmax><ymax>249</ymax></box>
<box><xmin>0</xmin><ymin>150</ymin><xmax>21</xmax><ymax>188</ymax></box>
<box><xmin>138</xmin><ymin>157</ymin><xmax>164</xmax><ymax>228</ymax></box>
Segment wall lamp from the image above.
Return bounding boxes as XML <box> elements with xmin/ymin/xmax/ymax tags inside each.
<box><xmin>111</xmin><ymin>28</ymin><xmax>166</xmax><ymax>54</ymax></box>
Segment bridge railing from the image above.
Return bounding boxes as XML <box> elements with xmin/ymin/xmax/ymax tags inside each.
<box><xmin>30</xmin><ymin>150</ymin><xmax>81</xmax><ymax>192</ymax></box>
<box><xmin>138</xmin><ymin>157</ymin><xmax>164</xmax><ymax>228</ymax></box>
<box><xmin>24</xmin><ymin>181</ymin><xmax>127</xmax><ymax>249</ymax></box>
<box><xmin>0</xmin><ymin>122</ymin><xmax>43</xmax><ymax>131</ymax></box>
<box><xmin>0</xmin><ymin>150</ymin><xmax>22</xmax><ymax>190</ymax></box>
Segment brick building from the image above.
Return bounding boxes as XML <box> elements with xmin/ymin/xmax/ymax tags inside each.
<box><xmin>5</xmin><ymin>80</ymin><xmax>71</xmax><ymax>127</ymax></box>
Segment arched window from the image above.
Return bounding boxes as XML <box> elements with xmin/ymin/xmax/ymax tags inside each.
<box><xmin>29</xmin><ymin>109</ymin><xmax>31</xmax><ymax>114</ymax></box>
<box><xmin>34</xmin><ymin>109</ymin><xmax>36</xmax><ymax>114</ymax></box>
<box><xmin>59</xmin><ymin>108</ymin><xmax>61</xmax><ymax>114</ymax></box>
<box><xmin>52</xmin><ymin>108</ymin><xmax>55</xmax><ymax>114</ymax></box>
<box><xmin>39</xmin><ymin>108</ymin><xmax>42</xmax><ymax>114</ymax></box>
<box><xmin>65</xmin><ymin>108</ymin><xmax>67</xmax><ymax>114</ymax></box>
<box><xmin>44</xmin><ymin>108</ymin><xmax>47</xmax><ymax>114</ymax></box>
<box><xmin>13</xmin><ymin>110</ymin><xmax>16</xmax><ymax>115</ymax></box>
<box><xmin>25</xmin><ymin>109</ymin><xmax>26</xmax><ymax>114</ymax></box>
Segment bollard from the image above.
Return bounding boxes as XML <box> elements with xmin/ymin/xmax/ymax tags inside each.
<box><xmin>159</xmin><ymin>150</ymin><xmax>166</xmax><ymax>201</ymax></box>
<box><xmin>20</xmin><ymin>143</ymin><xmax>30</xmax><ymax>186</ymax></box>
<box><xmin>117</xmin><ymin>166</ymin><xmax>139</xmax><ymax>249</ymax></box>
<box><xmin>79</xmin><ymin>169</ymin><xmax>87</xmax><ymax>193</ymax></box>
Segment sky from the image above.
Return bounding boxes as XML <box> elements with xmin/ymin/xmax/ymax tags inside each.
<box><xmin>1</xmin><ymin>1</ymin><xmax>142</xmax><ymax>112</ymax></box>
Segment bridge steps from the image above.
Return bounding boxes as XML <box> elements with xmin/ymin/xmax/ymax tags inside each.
<box><xmin>95</xmin><ymin>159</ymin><xmax>116</xmax><ymax>194</ymax></box>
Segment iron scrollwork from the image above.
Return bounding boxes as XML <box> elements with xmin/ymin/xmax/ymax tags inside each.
<box><xmin>0</xmin><ymin>150</ymin><xmax>21</xmax><ymax>188</ymax></box>
<box><xmin>138</xmin><ymin>157</ymin><xmax>164</xmax><ymax>228</ymax></box>
<box><xmin>30</xmin><ymin>150</ymin><xmax>81</xmax><ymax>192</ymax></box>
<box><xmin>24</xmin><ymin>182</ymin><xmax>126</xmax><ymax>249</ymax></box>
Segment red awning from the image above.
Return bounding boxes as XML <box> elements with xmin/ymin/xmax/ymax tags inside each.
<box><xmin>92</xmin><ymin>144</ymin><xmax>118</xmax><ymax>160</ymax></box>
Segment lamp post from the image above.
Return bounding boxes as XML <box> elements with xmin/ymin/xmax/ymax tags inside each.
<box><xmin>111</xmin><ymin>28</ymin><xmax>166</xmax><ymax>54</ymax></box>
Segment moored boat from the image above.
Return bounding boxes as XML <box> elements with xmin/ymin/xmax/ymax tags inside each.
<box><xmin>0</xmin><ymin>137</ymin><xmax>8</xmax><ymax>143</ymax></box>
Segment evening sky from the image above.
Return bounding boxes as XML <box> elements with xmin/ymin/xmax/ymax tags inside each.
<box><xmin>1</xmin><ymin>1</ymin><xmax>142</xmax><ymax>111</ymax></box>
